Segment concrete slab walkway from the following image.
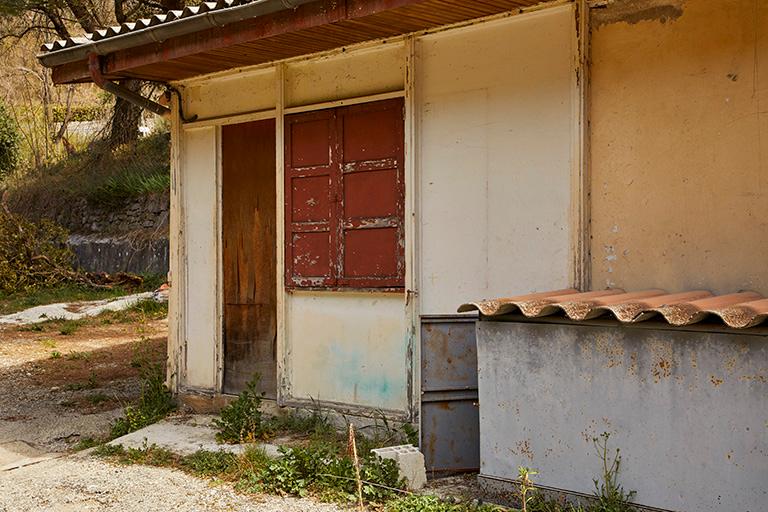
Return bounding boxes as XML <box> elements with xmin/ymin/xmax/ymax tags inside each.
<box><xmin>108</xmin><ymin>415</ymin><xmax>282</xmax><ymax>458</ymax></box>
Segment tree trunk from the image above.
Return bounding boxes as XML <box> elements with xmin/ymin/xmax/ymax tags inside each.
<box><xmin>107</xmin><ymin>79</ymin><xmax>143</xmax><ymax>149</ymax></box>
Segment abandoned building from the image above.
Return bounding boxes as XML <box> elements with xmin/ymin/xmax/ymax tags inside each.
<box><xmin>38</xmin><ymin>0</ymin><xmax>767</xmax><ymax>510</ymax></box>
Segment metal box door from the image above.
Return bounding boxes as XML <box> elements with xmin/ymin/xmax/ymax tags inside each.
<box><xmin>420</xmin><ymin>316</ymin><xmax>479</xmax><ymax>474</ymax></box>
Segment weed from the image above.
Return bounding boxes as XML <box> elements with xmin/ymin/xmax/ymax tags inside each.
<box><xmin>19</xmin><ymin>323</ymin><xmax>44</xmax><ymax>332</ymax></box>
<box><xmin>93</xmin><ymin>444</ymin><xmax>125</xmax><ymax>457</ymax></box>
<box><xmin>50</xmin><ymin>350</ymin><xmax>61</xmax><ymax>359</ymax></box>
<box><xmin>385</xmin><ymin>495</ymin><xmax>506</xmax><ymax>511</ymax></box>
<box><xmin>591</xmin><ymin>433</ymin><xmax>636</xmax><ymax>512</ymax></box>
<box><xmin>518</xmin><ymin>467</ymin><xmax>538</xmax><ymax>512</ymax></box>
<box><xmin>213</xmin><ymin>377</ymin><xmax>265</xmax><ymax>443</ymax></box>
<box><xmin>110</xmin><ymin>360</ymin><xmax>174</xmax><ymax>438</ymax></box>
<box><xmin>59</xmin><ymin>320</ymin><xmax>82</xmax><ymax>336</ymax></box>
<box><xmin>238</xmin><ymin>444</ymin><xmax>404</xmax><ymax>504</ymax></box>
<box><xmin>95</xmin><ymin>442</ymin><xmax>177</xmax><ymax>466</ymax></box>
<box><xmin>93</xmin><ymin>171</ymin><xmax>170</xmax><ymax>203</ymax></box>
<box><xmin>181</xmin><ymin>450</ymin><xmax>237</xmax><ymax>477</ymax></box>
<box><xmin>401</xmin><ymin>423</ymin><xmax>419</xmax><ymax>446</ymax></box>
<box><xmin>66</xmin><ymin>372</ymin><xmax>99</xmax><ymax>390</ymax></box>
<box><xmin>128</xmin><ymin>298</ymin><xmax>168</xmax><ymax>319</ymax></box>
<box><xmin>87</xmin><ymin>393</ymin><xmax>110</xmax><ymax>405</ymax></box>
<box><xmin>73</xmin><ymin>437</ymin><xmax>101</xmax><ymax>451</ymax></box>
<box><xmin>65</xmin><ymin>350</ymin><xmax>90</xmax><ymax>361</ymax></box>
<box><xmin>38</xmin><ymin>338</ymin><xmax>56</xmax><ymax>348</ymax></box>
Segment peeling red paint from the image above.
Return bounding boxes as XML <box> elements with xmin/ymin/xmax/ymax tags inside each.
<box><xmin>285</xmin><ymin>98</ymin><xmax>404</xmax><ymax>289</ymax></box>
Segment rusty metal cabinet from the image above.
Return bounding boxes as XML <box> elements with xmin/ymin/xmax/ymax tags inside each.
<box><xmin>420</xmin><ymin>315</ymin><xmax>480</xmax><ymax>474</ymax></box>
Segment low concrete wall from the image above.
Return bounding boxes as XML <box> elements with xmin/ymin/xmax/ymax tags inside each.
<box><xmin>476</xmin><ymin>318</ymin><xmax>768</xmax><ymax>512</ymax></box>
<box><xmin>69</xmin><ymin>235</ymin><xmax>169</xmax><ymax>275</ymax></box>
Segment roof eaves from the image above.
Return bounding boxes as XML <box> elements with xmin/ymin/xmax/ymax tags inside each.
<box><xmin>37</xmin><ymin>0</ymin><xmax>317</xmax><ymax>69</ymax></box>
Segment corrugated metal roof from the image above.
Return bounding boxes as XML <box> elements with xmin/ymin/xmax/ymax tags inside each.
<box><xmin>41</xmin><ymin>0</ymin><xmax>252</xmax><ymax>53</ymax></box>
<box><xmin>40</xmin><ymin>0</ymin><xmax>544</xmax><ymax>83</ymax></box>
<box><xmin>458</xmin><ymin>289</ymin><xmax>768</xmax><ymax>329</ymax></box>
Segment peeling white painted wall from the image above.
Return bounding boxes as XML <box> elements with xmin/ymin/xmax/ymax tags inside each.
<box><xmin>180</xmin><ymin>127</ymin><xmax>219</xmax><ymax>390</ymax></box>
<box><xmin>285</xmin><ymin>292</ymin><xmax>408</xmax><ymax>411</ymax></box>
<box><xmin>417</xmin><ymin>6</ymin><xmax>576</xmax><ymax>315</ymax></box>
<box><xmin>173</xmin><ymin>7</ymin><xmax>579</xmax><ymax>410</ymax></box>
<box><xmin>184</xmin><ymin>67</ymin><xmax>276</xmax><ymax>120</ymax></box>
<box><xmin>284</xmin><ymin>44</ymin><xmax>404</xmax><ymax>107</ymax></box>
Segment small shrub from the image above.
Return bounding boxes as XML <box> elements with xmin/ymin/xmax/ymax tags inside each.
<box><xmin>51</xmin><ymin>104</ymin><xmax>105</xmax><ymax>123</ymax></box>
<box><xmin>59</xmin><ymin>320</ymin><xmax>84</xmax><ymax>336</ymax></box>
<box><xmin>239</xmin><ymin>444</ymin><xmax>403</xmax><ymax>503</ymax></box>
<box><xmin>213</xmin><ymin>378</ymin><xmax>265</xmax><ymax>443</ymax></box>
<box><xmin>0</xmin><ymin>101</ymin><xmax>19</xmax><ymax>180</ymax></box>
<box><xmin>110</xmin><ymin>360</ymin><xmax>174</xmax><ymax>438</ymax></box>
<box><xmin>0</xmin><ymin>211</ymin><xmax>75</xmax><ymax>294</ymax></box>
<box><xmin>181</xmin><ymin>450</ymin><xmax>237</xmax><ymax>477</ymax></box>
<box><xmin>50</xmin><ymin>351</ymin><xmax>61</xmax><ymax>359</ymax></box>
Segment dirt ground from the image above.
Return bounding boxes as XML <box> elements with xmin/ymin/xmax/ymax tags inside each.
<box><xmin>0</xmin><ymin>316</ymin><xmax>346</xmax><ymax>511</ymax></box>
<box><xmin>0</xmin><ymin>308</ymin><xmax>479</xmax><ymax>511</ymax></box>
<box><xmin>0</xmin><ymin>317</ymin><xmax>166</xmax><ymax>452</ymax></box>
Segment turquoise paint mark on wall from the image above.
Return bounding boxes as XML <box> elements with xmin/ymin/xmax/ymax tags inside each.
<box><xmin>328</xmin><ymin>343</ymin><xmax>406</xmax><ymax>407</ymax></box>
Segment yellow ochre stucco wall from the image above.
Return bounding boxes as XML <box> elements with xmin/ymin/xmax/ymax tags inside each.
<box><xmin>589</xmin><ymin>0</ymin><xmax>768</xmax><ymax>294</ymax></box>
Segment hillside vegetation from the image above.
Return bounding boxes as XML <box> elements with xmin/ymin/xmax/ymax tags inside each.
<box><xmin>4</xmin><ymin>130</ymin><xmax>170</xmax><ymax>219</ymax></box>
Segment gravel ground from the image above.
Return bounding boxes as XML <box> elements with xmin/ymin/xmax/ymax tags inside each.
<box><xmin>0</xmin><ymin>453</ymin><xmax>344</xmax><ymax>512</ymax></box>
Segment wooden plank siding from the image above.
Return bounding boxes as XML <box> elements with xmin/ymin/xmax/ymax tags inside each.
<box><xmin>222</xmin><ymin>119</ymin><xmax>278</xmax><ymax>396</ymax></box>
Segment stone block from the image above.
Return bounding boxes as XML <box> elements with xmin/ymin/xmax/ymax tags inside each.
<box><xmin>371</xmin><ymin>444</ymin><xmax>426</xmax><ymax>490</ymax></box>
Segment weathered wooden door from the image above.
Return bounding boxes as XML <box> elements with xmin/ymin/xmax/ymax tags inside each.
<box><xmin>222</xmin><ymin>119</ymin><xmax>276</xmax><ymax>397</ymax></box>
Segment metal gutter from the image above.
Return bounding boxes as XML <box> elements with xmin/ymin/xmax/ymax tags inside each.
<box><xmin>87</xmin><ymin>54</ymin><xmax>170</xmax><ymax>116</ymax></box>
<box><xmin>38</xmin><ymin>0</ymin><xmax>318</xmax><ymax>68</ymax></box>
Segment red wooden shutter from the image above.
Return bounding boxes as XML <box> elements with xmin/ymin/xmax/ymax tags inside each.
<box><xmin>285</xmin><ymin>109</ymin><xmax>336</xmax><ymax>287</ymax></box>
<box><xmin>337</xmin><ymin>99</ymin><xmax>405</xmax><ymax>288</ymax></box>
<box><xmin>285</xmin><ymin>98</ymin><xmax>404</xmax><ymax>289</ymax></box>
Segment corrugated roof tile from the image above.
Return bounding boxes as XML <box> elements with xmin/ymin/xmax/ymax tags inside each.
<box><xmin>459</xmin><ymin>289</ymin><xmax>768</xmax><ymax>329</ymax></box>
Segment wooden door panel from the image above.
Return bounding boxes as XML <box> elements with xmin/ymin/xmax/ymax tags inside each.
<box><xmin>222</xmin><ymin>118</ymin><xmax>277</xmax><ymax>397</ymax></box>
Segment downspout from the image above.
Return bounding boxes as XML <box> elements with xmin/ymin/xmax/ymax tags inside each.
<box><xmin>88</xmin><ymin>53</ymin><xmax>170</xmax><ymax>117</ymax></box>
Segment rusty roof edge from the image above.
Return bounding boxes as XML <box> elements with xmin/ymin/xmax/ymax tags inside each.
<box><xmin>37</xmin><ymin>0</ymin><xmax>317</xmax><ymax>69</ymax></box>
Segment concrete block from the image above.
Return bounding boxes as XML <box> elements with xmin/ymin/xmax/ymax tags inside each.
<box><xmin>371</xmin><ymin>444</ymin><xmax>426</xmax><ymax>490</ymax></box>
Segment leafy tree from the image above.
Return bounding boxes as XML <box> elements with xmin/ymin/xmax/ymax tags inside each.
<box><xmin>0</xmin><ymin>0</ymin><xmax>188</xmax><ymax>148</ymax></box>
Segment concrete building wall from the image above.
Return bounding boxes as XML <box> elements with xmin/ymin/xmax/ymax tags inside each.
<box><xmin>416</xmin><ymin>6</ymin><xmax>577</xmax><ymax>315</ymax></box>
<box><xmin>589</xmin><ymin>0</ymin><xmax>768</xmax><ymax>294</ymax></box>
<box><xmin>476</xmin><ymin>320</ymin><xmax>768</xmax><ymax>512</ymax></box>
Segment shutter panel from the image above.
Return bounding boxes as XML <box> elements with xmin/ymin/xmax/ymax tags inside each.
<box><xmin>285</xmin><ymin>110</ymin><xmax>337</xmax><ymax>287</ymax></box>
<box><xmin>337</xmin><ymin>99</ymin><xmax>405</xmax><ymax>288</ymax></box>
<box><xmin>285</xmin><ymin>98</ymin><xmax>404</xmax><ymax>290</ymax></box>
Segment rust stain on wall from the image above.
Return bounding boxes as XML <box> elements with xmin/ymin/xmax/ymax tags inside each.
<box><xmin>589</xmin><ymin>0</ymin><xmax>768</xmax><ymax>295</ymax></box>
<box><xmin>591</xmin><ymin>0</ymin><xmax>685</xmax><ymax>28</ymax></box>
